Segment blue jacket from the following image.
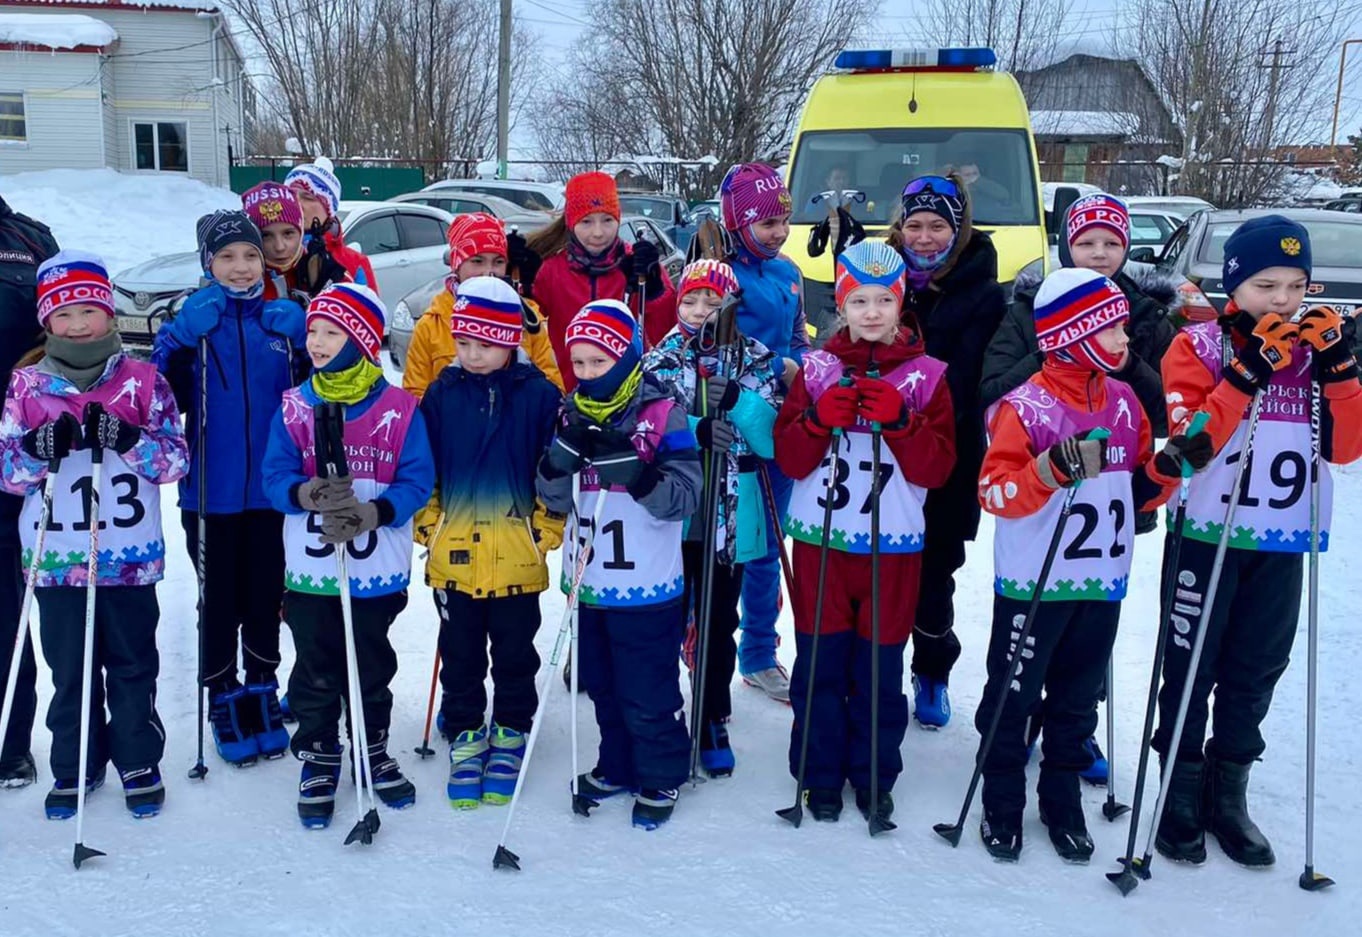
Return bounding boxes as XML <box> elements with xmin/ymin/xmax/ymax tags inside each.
<box><xmin>731</xmin><ymin>246</ymin><xmax>809</xmax><ymax>365</ymax></box>
<box><xmin>151</xmin><ymin>282</ymin><xmax>306</xmax><ymax>514</ymax></box>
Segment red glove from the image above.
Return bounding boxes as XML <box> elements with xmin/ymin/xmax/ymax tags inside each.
<box><xmin>809</xmin><ymin>382</ymin><xmax>859</xmax><ymax>433</ymax></box>
<box><xmin>855</xmin><ymin>377</ymin><xmax>907</xmax><ymax>426</ymax></box>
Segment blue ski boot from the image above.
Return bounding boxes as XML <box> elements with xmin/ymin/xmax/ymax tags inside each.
<box><xmin>278</xmin><ymin>692</ymin><xmax>296</xmax><ymax>724</ymax></box>
<box><xmin>483</xmin><ymin>723</ymin><xmax>525</xmax><ymax>805</ymax></box>
<box><xmin>447</xmin><ymin>725</ymin><xmax>489</xmax><ymax>809</ymax></box>
<box><xmin>120</xmin><ymin>765</ymin><xmax>165</xmax><ymax>819</ymax></box>
<box><xmin>913</xmin><ymin>675</ymin><xmax>951</xmax><ymax>729</ymax></box>
<box><xmin>44</xmin><ymin>768</ymin><xmax>106</xmax><ymax>820</ymax></box>
<box><xmin>1078</xmin><ymin>736</ymin><xmax>1109</xmax><ymax>786</ymax></box>
<box><xmin>209</xmin><ymin>686</ymin><xmax>259</xmax><ymax>766</ymax></box>
<box><xmin>632</xmin><ymin>788</ymin><xmax>678</xmax><ymax>830</ymax></box>
<box><xmin>297</xmin><ymin>742</ymin><xmax>343</xmax><ymax>830</ymax></box>
<box><xmin>246</xmin><ymin>680</ymin><xmax>291</xmax><ymax>760</ymax></box>
<box><xmin>699</xmin><ymin>721</ymin><xmax>735</xmax><ymax>778</ymax></box>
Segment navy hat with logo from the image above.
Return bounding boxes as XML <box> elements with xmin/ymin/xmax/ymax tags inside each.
<box><xmin>1222</xmin><ymin>214</ymin><xmax>1311</xmax><ymax>297</ymax></box>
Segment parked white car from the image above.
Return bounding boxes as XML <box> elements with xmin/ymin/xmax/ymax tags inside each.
<box><xmin>421</xmin><ymin>179</ymin><xmax>565</xmax><ymax>212</ymax></box>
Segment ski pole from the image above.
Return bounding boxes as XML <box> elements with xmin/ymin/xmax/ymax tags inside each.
<box><xmin>1108</xmin><ymin>411</ymin><xmax>1209</xmax><ymax>893</ymax></box>
<box><xmin>1300</xmin><ymin>377</ymin><xmax>1333</xmax><ymax>892</ymax></box>
<box><xmin>866</xmin><ymin>365</ymin><xmax>894</xmax><ymax>837</ymax></box>
<box><xmin>494</xmin><ymin>482</ymin><xmax>609</xmax><ymax>871</ymax></box>
<box><xmin>73</xmin><ymin>446</ymin><xmax>106</xmax><ymax>870</ymax></box>
<box><xmin>934</xmin><ymin>427</ymin><xmax>1111</xmax><ymax>847</ymax></box>
<box><xmin>0</xmin><ymin>459</ymin><xmax>59</xmax><ymax>772</ymax></box>
<box><xmin>414</xmin><ymin>646</ymin><xmax>440</xmax><ymax>759</ymax></box>
<box><xmin>1101</xmin><ymin>658</ymin><xmax>1130</xmax><ymax>821</ymax></box>
<box><xmin>1124</xmin><ymin>395</ymin><xmax>1264</xmax><ymax>893</ymax></box>
<box><xmin>687</xmin><ymin>372</ymin><xmax>725</xmax><ymax>785</ymax></box>
<box><xmin>568</xmin><ymin>473</ymin><xmax>607</xmax><ymax>817</ymax></box>
<box><xmin>756</xmin><ymin>463</ymin><xmax>796</xmax><ymax>601</ymax></box>
<box><xmin>188</xmin><ymin>336</ymin><xmax>209</xmax><ymax>782</ymax></box>
<box><xmin>777</xmin><ymin>383</ymin><xmax>852</xmax><ymax>828</ymax></box>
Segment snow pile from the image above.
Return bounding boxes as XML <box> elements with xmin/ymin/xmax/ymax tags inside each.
<box><xmin>0</xmin><ymin>167</ymin><xmax>239</xmax><ymax>276</ymax></box>
<box><xmin>0</xmin><ymin>12</ymin><xmax>117</xmax><ymax>49</ymax></box>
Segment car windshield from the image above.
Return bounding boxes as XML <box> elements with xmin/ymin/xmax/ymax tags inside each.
<box><xmin>788</xmin><ymin>128</ymin><xmax>1040</xmax><ymax>227</ymax></box>
<box><xmin>620</xmin><ymin>196</ymin><xmax>671</xmax><ymax>219</ymax></box>
<box><xmin>1200</xmin><ymin>220</ymin><xmax>1359</xmax><ymax>268</ymax></box>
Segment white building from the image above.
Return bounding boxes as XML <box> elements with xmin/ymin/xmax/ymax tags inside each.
<box><xmin>0</xmin><ymin>0</ymin><xmax>253</xmax><ymax>187</ymax></box>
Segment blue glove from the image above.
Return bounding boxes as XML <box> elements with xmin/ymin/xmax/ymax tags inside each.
<box><xmin>169</xmin><ymin>283</ymin><xmax>227</xmax><ymax>343</ymax></box>
<box><xmin>262</xmin><ymin>298</ymin><xmax>306</xmax><ymax>346</ymax></box>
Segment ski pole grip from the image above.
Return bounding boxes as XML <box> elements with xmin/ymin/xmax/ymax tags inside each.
<box><xmin>832</xmin><ymin>374</ymin><xmax>856</xmax><ymax>438</ymax></box>
<box><xmin>1085</xmin><ymin>427</ymin><xmax>1112</xmax><ymax>442</ymax></box>
<box><xmin>1181</xmin><ymin>411</ymin><xmax>1212</xmax><ymax>480</ymax></box>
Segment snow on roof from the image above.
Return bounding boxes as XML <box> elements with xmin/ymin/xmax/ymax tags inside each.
<box><xmin>1</xmin><ymin>1</ymin><xmax>220</xmax><ymax>10</ymax></box>
<box><xmin>0</xmin><ymin>12</ymin><xmax>116</xmax><ymax>49</ymax></box>
<box><xmin>1030</xmin><ymin>110</ymin><xmax>1138</xmax><ymax>138</ymax></box>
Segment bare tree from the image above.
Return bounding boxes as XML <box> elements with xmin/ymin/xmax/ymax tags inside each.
<box><xmin>918</xmin><ymin>0</ymin><xmax>1073</xmax><ymax>74</ymax></box>
<box><xmin>1129</xmin><ymin>0</ymin><xmax>1345</xmax><ymax>205</ymax></box>
<box><xmin>227</xmin><ymin>0</ymin><xmax>538</xmax><ymax>170</ymax></box>
<box><xmin>532</xmin><ymin>0</ymin><xmax>876</xmax><ymax>197</ymax></box>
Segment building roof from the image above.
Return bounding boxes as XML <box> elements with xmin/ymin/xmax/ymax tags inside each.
<box><xmin>0</xmin><ymin>11</ymin><xmax>116</xmax><ymax>49</ymax></box>
<box><xmin>1030</xmin><ymin>109</ymin><xmax>1138</xmax><ymax>139</ymax></box>
<box><xmin>0</xmin><ymin>1</ymin><xmax>219</xmax><ymax>11</ymax></box>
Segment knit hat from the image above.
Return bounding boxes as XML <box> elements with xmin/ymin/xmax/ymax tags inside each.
<box><xmin>1065</xmin><ymin>193</ymin><xmax>1129</xmax><ymax>250</ymax></box>
<box><xmin>719</xmin><ymin>163</ymin><xmax>793</xmax><ymax>232</ymax></box>
<box><xmin>835</xmin><ymin>240</ymin><xmax>906</xmax><ymax>308</ymax></box>
<box><xmin>1034</xmin><ymin>268</ymin><xmax>1130</xmax><ymax>373</ymax></box>
<box><xmin>450</xmin><ymin>275</ymin><xmax>523</xmax><ymax>349</ymax></box>
<box><xmin>242</xmin><ymin>181</ymin><xmax>304</xmax><ymax>233</ymax></box>
<box><xmin>677</xmin><ymin>259</ymin><xmax>739</xmax><ymax>303</ymax></box>
<box><xmin>1222</xmin><ymin>214</ymin><xmax>1312</xmax><ymax>297</ymax></box>
<box><xmin>307</xmin><ymin>283</ymin><xmax>386</xmax><ymax>364</ymax></box>
<box><xmin>36</xmin><ymin>249</ymin><xmax>114</xmax><ymax>325</ymax></box>
<box><xmin>900</xmin><ymin>175</ymin><xmax>965</xmax><ymax>232</ymax></box>
<box><xmin>284</xmin><ymin>157</ymin><xmax>342</xmax><ymax>218</ymax></box>
<box><xmin>566</xmin><ymin>299</ymin><xmax>640</xmax><ymax>361</ymax></box>
<box><xmin>565</xmin><ymin>172</ymin><xmax>621</xmax><ymax>229</ymax></box>
<box><xmin>195</xmin><ymin>209</ymin><xmax>264</xmax><ymax>272</ymax></box>
<box><xmin>447</xmin><ymin>212</ymin><xmax>507</xmax><ymax>274</ymax></box>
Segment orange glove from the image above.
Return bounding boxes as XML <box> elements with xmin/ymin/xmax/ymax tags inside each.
<box><xmin>1298</xmin><ymin>306</ymin><xmax>1359</xmax><ymax>384</ymax></box>
<box><xmin>1225</xmin><ymin>312</ymin><xmax>1298</xmax><ymax>395</ymax></box>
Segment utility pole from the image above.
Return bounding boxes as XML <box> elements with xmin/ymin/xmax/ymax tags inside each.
<box><xmin>1331</xmin><ymin>39</ymin><xmax>1362</xmax><ymax>149</ymax></box>
<box><xmin>497</xmin><ymin>0</ymin><xmax>512</xmax><ymax>180</ymax></box>
<box><xmin>1259</xmin><ymin>37</ymin><xmax>1294</xmax><ymax>154</ymax></box>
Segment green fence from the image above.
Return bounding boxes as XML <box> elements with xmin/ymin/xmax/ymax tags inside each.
<box><xmin>228</xmin><ymin>164</ymin><xmax>426</xmax><ymax>201</ymax></box>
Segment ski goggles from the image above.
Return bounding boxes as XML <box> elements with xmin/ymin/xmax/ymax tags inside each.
<box><xmin>901</xmin><ymin>176</ymin><xmax>961</xmax><ymax>199</ymax></box>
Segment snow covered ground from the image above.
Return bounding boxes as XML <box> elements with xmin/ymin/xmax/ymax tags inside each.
<box><xmin>0</xmin><ymin>168</ymin><xmax>240</xmax><ymax>277</ymax></box>
<box><xmin>1</xmin><ymin>434</ymin><xmax>1358</xmax><ymax>936</ymax></box>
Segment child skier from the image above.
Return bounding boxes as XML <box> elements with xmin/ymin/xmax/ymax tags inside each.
<box><xmin>643</xmin><ymin>259</ymin><xmax>784</xmax><ymax>777</ymax></box>
<box><xmin>412</xmin><ymin>275</ymin><xmax>564</xmax><ymax>808</ymax></box>
<box><xmin>773</xmin><ymin>241</ymin><xmax>956</xmax><ymax>822</ymax></box>
<box><xmin>284</xmin><ymin>157</ymin><xmax>378</xmax><ymax>292</ymax></box>
<box><xmin>402</xmin><ymin>212</ymin><xmax>562</xmax><ymax>398</ymax></box>
<box><xmin>525</xmin><ymin>172</ymin><xmax>675</xmax><ymax>389</ymax></box>
<box><xmin>975</xmin><ymin>267</ymin><xmax>1198</xmax><ymax>862</ymax></box>
<box><xmin>1151</xmin><ymin>215</ymin><xmax>1362</xmax><ymax>868</ymax></box>
<box><xmin>536</xmin><ymin>299</ymin><xmax>702</xmax><ymax>829</ymax></box>
<box><xmin>242</xmin><ymin>181</ymin><xmax>344</xmax><ymax>303</ymax></box>
<box><xmin>262</xmin><ymin>283</ymin><xmax>434</xmax><ymax>829</ymax></box>
<box><xmin>719</xmin><ymin>162</ymin><xmax>809</xmax><ymax>703</ymax></box>
<box><xmin>0</xmin><ymin>250</ymin><xmax>188</xmax><ymax>819</ymax></box>
<box><xmin>151</xmin><ymin>210</ymin><xmax>306</xmax><ymax>767</ymax></box>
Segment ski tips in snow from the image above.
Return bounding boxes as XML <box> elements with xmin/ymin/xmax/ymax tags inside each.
<box><xmin>571</xmin><ymin>793</ymin><xmax>599</xmax><ymax>817</ymax></box>
<box><xmin>72</xmin><ymin>841</ymin><xmax>105</xmax><ymax>870</ymax></box>
<box><xmin>1299</xmin><ymin>867</ymin><xmax>1335</xmax><ymax>892</ymax></box>
<box><xmin>932</xmin><ymin>822</ymin><xmax>963</xmax><ymax>847</ymax></box>
<box><xmin>343</xmin><ymin>809</ymin><xmax>381</xmax><ymax>846</ymax></box>
<box><xmin>1102</xmin><ymin>799</ymin><xmax>1131</xmax><ymax>822</ymax></box>
<box><xmin>492</xmin><ymin>844</ymin><xmax>521</xmax><ymax>871</ymax></box>
<box><xmin>186</xmin><ymin>760</ymin><xmax>208</xmax><ymax>781</ymax></box>
<box><xmin>775</xmin><ymin>803</ymin><xmax>803</xmax><ymax>828</ymax></box>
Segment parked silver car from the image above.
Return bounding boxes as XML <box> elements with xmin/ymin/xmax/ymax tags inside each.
<box><xmin>387</xmin><ymin>191</ymin><xmax>550</xmax><ymax>232</ymax></box>
<box><xmin>421</xmin><ymin>179</ymin><xmax>565</xmax><ymax>212</ymax></box>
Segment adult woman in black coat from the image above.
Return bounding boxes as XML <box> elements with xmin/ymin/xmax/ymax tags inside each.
<box><xmin>888</xmin><ymin>173</ymin><xmax>1007</xmax><ymax>728</ymax></box>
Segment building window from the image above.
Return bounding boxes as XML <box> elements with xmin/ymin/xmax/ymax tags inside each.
<box><xmin>133</xmin><ymin>121</ymin><xmax>188</xmax><ymax>172</ymax></box>
<box><xmin>1062</xmin><ymin>144</ymin><xmax>1089</xmax><ymax>184</ymax></box>
<box><xmin>0</xmin><ymin>93</ymin><xmax>25</xmax><ymax>143</ymax></box>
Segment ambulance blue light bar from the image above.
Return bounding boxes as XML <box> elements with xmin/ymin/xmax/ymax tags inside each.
<box><xmin>834</xmin><ymin>48</ymin><xmax>998</xmax><ymax>71</ymax></box>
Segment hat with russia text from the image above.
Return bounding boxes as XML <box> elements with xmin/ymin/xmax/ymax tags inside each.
<box><xmin>451</xmin><ymin>275</ymin><xmax>523</xmax><ymax>349</ymax></box>
<box><xmin>36</xmin><ymin>249</ymin><xmax>114</xmax><ymax>325</ymax></box>
<box><xmin>307</xmin><ymin>283</ymin><xmax>387</xmax><ymax>363</ymax></box>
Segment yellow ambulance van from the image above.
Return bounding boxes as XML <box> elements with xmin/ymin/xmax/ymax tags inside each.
<box><xmin>785</xmin><ymin>48</ymin><xmax>1047</xmax><ymax>339</ymax></box>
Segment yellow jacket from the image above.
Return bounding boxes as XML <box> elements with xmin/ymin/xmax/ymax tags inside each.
<box><xmin>402</xmin><ymin>289</ymin><xmax>564</xmax><ymax>399</ymax></box>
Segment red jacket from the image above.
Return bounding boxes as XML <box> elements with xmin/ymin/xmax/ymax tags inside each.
<box><xmin>774</xmin><ymin>327</ymin><xmax>956</xmax><ymax>489</ymax></box>
<box><xmin>324</xmin><ymin>226</ymin><xmax>377</xmax><ymax>293</ymax></box>
<box><xmin>533</xmin><ymin>247</ymin><xmax>675</xmax><ymax>392</ymax></box>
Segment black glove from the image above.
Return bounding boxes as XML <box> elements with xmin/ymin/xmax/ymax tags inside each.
<box><xmin>506</xmin><ymin>231</ymin><xmax>542</xmax><ymax>298</ymax></box>
<box><xmin>590</xmin><ymin>429</ymin><xmax>644</xmax><ymax>489</ymax></box>
<box><xmin>297</xmin><ymin>227</ymin><xmax>349</xmax><ymax>295</ymax></box>
<box><xmin>1154</xmin><ymin>431</ymin><xmax>1215</xmax><ymax>479</ymax></box>
<box><xmin>20</xmin><ymin>412</ymin><xmax>81</xmax><ymax>462</ymax></box>
<box><xmin>696</xmin><ymin>417</ymin><xmax>735</xmax><ymax>453</ymax></box>
<box><xmin>544</xmin><ymin>422</ymin><xmax>593</xmax><ymax>478</ymax></box>
<box><xmin>1224</xmin><ymin>311</ymin><xmax>1299</xmax><ymax>395</ymax></box>
<box><xmin>623</xmin><ymin>239</ymin><xmax>664</xmax><ymax>299</ymax></box>
<box><xmin>704</xmin><ymin>374</ymin><xmax>740</xmax><ymax>414</ymax></box>
<box><xmin>83</xmin><ymin>403</ymin><xmax>141</xmax><ymax>455</ymax></box>
<box><xmin>1037</xmin><ymin>433</ymin><xmax>1107</xmax><ymax>488</ymax></box>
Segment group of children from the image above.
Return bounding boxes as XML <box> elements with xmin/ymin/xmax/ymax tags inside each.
<box><xmin>1</xmin><ymin>161</ymin><xmax>1355</xmax><ymax>869</ymax></box>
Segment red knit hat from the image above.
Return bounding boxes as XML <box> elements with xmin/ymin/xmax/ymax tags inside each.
<box><xmin>1065</xmin><ymin>194</ymin><xmax>1131</xmax><ymax>254</ymax></box>
<box><xmin>566</xmin><ymin>299</ymin><xmax>639</xmax><ymax>361</ymax></box>
<box><xmin>447</xmin><ymin>212</ymin><xmax>507</xmax><ymax>274</ymax></box>
<box><xmin>307</xmin><ymin>283</ymin><xmax>387</xmax><ymax>363</ymax></box>
<box><xmin>36</xmin><ymin>250</ymin><xmax>114</xmax><ymax>325</ymax></box>
<box><xmin>677</xmin><ymin>259</ymin><xmax>739</xmax><ymax>302</ymax></box>
<box><xmin>565</xmin><ymin>172</ymin><xmax>621</xmax><ymax>229</ymax></box>
<box><xmin>451</xmin><ymin>276</ymin><xmax>523</xmax><ymax>349</ymax></box>
<box><xmin>242</xmin><ymin>182</ymin><xmax>303</xmax><ymax>232</ymax></box>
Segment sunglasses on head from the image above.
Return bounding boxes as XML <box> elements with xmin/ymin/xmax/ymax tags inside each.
<box><xmin>901</xmin><ymin>176</ymin><xmax>961</xmax><ymax>199</ymax></box>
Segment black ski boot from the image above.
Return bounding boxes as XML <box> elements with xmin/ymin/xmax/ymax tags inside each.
<box><xmin>805</xmin><ymin>787</ymin><xmax>843</xmax><ymax>822</ymax></box>
<box><xmin>632</xmin><ymin>788</ymin><xmax>678</xmax><ymax>830</ymax></box>
<box><xmin>1155</xmin><ymin>757</ymin><xmax>1207</xmax><ymax>864</ymax></box>
<box><xmin>980</xmin><ymin>812</ymin><xmax>1023</xmax><ymax>862</ymax></box>
<box><xmin>1039</xmin><ymin>802</ymin><xmax>1094</xmax><ymax>864</ymax></box>
<box><xmin>361</xmin><ymin>733</ymin><xmax>415</xmax><ymax>810</ymax></box>
<box><xmin>297</xmin><ymin>742</ymin><xmax>342</xmax><ymax>830</ymax></box>
<box><xmin>854</xmin><ymin>788</ymin><xmax>894</xmax><ymax>822</ymax></box>
<box><xmin>0</xmin><ymin>751</ymin><xmax>37</xmax><ymax>789</ymax></box>
<box><xmin>1204</xmin><ymin>755</ymin><xmax>1275</xmax><ymax>867</ymax></box>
